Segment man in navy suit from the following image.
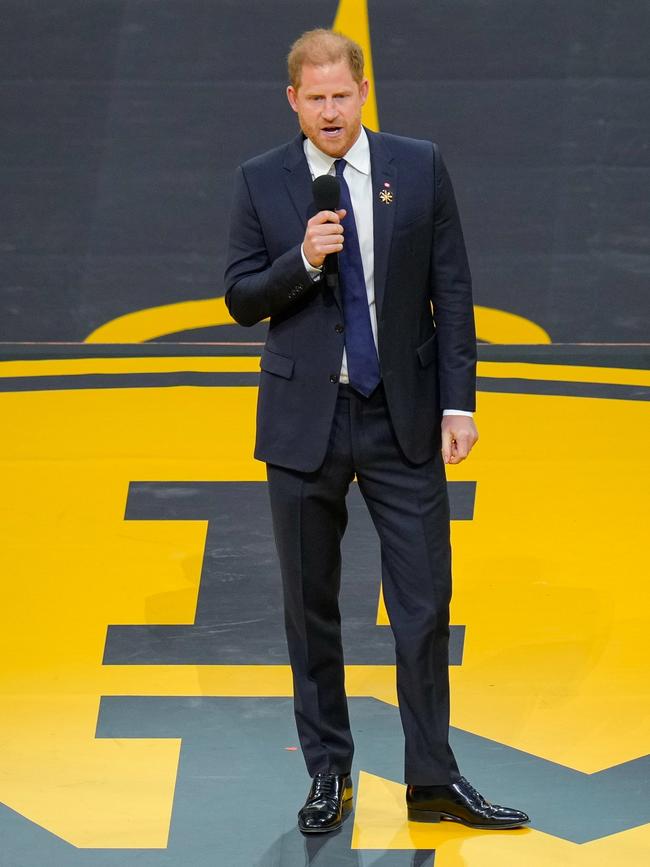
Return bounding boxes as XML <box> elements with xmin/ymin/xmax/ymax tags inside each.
<box><xmin>225</xmin><ymin>29</ymin><xmax>529</xmax><ymax>834</ymax></box>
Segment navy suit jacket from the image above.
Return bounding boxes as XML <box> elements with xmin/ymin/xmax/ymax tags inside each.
<box><xmin>224</xmin><ymin>128</ymin><xmax>476</xmax><ymax>471</ymax></box>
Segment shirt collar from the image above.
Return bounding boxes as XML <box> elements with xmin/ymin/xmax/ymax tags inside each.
<box><xmin>303</xmin><ymin>126</ymin><xmax>370</xmax><ymax>177</ymax></box>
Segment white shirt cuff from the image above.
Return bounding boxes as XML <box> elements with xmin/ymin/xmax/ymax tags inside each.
<box><xmin>301</xmin><ymin>244</ymin><xmax>323</xmax><ymax>278</ymax></box>
<box><xmin>442</xmin><ymin>409</ymin><xmax>473</xmax><ymax>417</ymax></box>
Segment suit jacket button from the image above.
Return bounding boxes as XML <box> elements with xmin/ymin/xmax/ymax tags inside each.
<box><xmin>335</xmin><ymin>323</ymin><xmax>344</xmax><ymax>333</ymax></box>
<box><xmin>330</xmin><ymin>373</ymin><xmax>339</xmax><ymax>383</ymax></box>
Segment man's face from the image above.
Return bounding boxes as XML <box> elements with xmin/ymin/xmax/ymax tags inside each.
<box><xmin>286</xmin><ymin>60</ymin><xmax>369</xmax><ymax>158</ymax></box>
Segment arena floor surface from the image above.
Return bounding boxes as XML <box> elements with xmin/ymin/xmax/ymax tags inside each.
<box><xmin>1</xmin><ymin>341</ymin><xmax>648</xmax><ymax>866</ymax></box>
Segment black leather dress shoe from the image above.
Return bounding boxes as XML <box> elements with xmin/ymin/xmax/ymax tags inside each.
<box><xmin>298</xmin><ymin>773</ymin><xmax>353</xmax><ymax>834</ymax></box>
<box><xmin>406</xmin><ymin>776</ymin><xmax>530</xmax><ymax>829</ymax></box>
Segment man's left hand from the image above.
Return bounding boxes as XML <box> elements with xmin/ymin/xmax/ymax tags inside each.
<box><xmin>441</xmin><ymin>415</ymin><xmax>479</xmax><ymax>465</ymax></box>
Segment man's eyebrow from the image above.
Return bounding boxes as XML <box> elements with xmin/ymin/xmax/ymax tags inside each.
<box><xmin>304</xmin><ymin>88</ymin><xmax>353</xmax><ymax>98</ymax></box>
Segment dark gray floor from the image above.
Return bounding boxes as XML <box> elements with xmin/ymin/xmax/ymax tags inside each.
<box><xmin>2</xmin><ymin>697</ymin><xmax>649</xmax><ymax>865</ymax></box>
<box><xmin>102</xmin><ymin>480</ymin><xmax>473</xmax><ymax>666</ymax></box>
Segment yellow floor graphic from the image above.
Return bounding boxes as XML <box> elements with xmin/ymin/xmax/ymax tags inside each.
<box><xmin>0</xmin><ymin>358</ymin><xmax>648</xmax><ymax>860</ymax></box>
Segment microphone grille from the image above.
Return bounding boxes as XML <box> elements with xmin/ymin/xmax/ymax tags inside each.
<box><xmin>312</xmin><ymin>174</ymin><xmax>340</xmax><ymax>212</ymax></box>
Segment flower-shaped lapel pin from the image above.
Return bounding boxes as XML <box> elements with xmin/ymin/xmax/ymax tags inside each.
<box><xmin>379</xmin><ymin>181</ymin><xmax>393</xmax><ymax>204</ymax></box>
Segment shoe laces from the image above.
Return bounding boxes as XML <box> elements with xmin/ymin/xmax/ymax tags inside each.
<box><xmin>312</xmin><ymin>773</ymin><xmax>339</xmax><ymax>798</ymax></box>
<box><xmin>459</xmin><ymin>776</ymin><xmax>490</xmax><ymax>807</ymax></box>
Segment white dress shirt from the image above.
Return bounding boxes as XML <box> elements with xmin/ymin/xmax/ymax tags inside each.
<box><xmin>300</xmin><ymin>127</ymin><xmax>471</xmax><ymax>417</ymax></box>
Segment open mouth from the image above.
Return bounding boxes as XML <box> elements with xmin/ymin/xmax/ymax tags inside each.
<box><xmin>321</xmin><ymin>126</ymin><xmax>343</xmax><ymax>137</ymax></box>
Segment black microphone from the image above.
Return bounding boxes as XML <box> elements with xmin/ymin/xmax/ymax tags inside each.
<box><xmin>311</xmin><ymin>174</ymin><xmax>341</xmax><ymax>290</ymax></box>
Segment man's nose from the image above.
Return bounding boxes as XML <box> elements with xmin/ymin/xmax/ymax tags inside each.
<box><xmin>321</xmin><ymin>99</ymin><xmax>339</xmax><ymax>119</ymax></box>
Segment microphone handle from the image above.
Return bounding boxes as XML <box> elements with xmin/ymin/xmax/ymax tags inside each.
<box><xmin>324</xmin><ymin>252</ymin><xmax>339</xmax><ymax>290</ymax></box>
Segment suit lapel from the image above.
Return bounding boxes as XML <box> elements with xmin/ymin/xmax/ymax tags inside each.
<box><xmin>283</xmin><ymin>132</ymin><xmax>343</xmax><ymax>310</ymax></box>
<box><xmin>367</xmin><ymin>129</ymin><xmax>396</xmax><ymax>324</ymax></box>
<box><xmin>283</xmin><ymin>133</ymin><xmax>313</xmax><ymax>229</ymax></box>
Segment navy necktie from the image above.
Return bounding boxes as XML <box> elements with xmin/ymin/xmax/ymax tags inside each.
<box><xmin>334</xmin><ymin>158</ymin><xmax>381</xmax><ymax>397</ymax></box>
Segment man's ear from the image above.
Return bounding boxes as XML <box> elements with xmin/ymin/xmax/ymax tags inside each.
<box><xmin>359</xmin><ymin>78</ymin><xmax>369</xmax><ymax>107</ymax></box>
<box><xmin>287</xmin><ymin>85</ymin><xmax>299</xmax><ymax>113</ymax></box>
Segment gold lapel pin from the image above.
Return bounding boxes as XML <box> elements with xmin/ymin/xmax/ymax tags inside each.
<box><xmin>379</xmin><ymin>188</ymin><xmax>393</xmax><ymax>204</ymax></box>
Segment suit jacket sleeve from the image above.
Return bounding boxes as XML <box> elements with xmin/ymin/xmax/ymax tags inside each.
<box><xmin>224</xmin><ymin>165</ymin><xmax>316</xmax><ymax>327</ymax></box>
<box><xmin>431</xmin><ymin>144</ymin><xmax>477</xmax><ymax>412</ymax></box>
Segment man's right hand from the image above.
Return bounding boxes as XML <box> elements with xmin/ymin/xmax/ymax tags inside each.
<box><xmin>303</xmin><ymin>209</ymin><xmax>347</xmax><ymax>268</ymax></box>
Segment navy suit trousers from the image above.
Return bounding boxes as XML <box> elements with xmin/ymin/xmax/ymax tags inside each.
<box><xmin>266</xmin><ymin>383</ymin><xmax>461</xmax><ymax>785</ymax></box>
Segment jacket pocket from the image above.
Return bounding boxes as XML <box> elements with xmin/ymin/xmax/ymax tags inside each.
<box><xmin>416</xmin><ymin>332</ymin><xmax>438</xmax><ymax>368</ymax></box>
<box><xmin>260</xmin><ymin>346</ymin><xmax>295</xmax><ymax>379</ymax></box>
